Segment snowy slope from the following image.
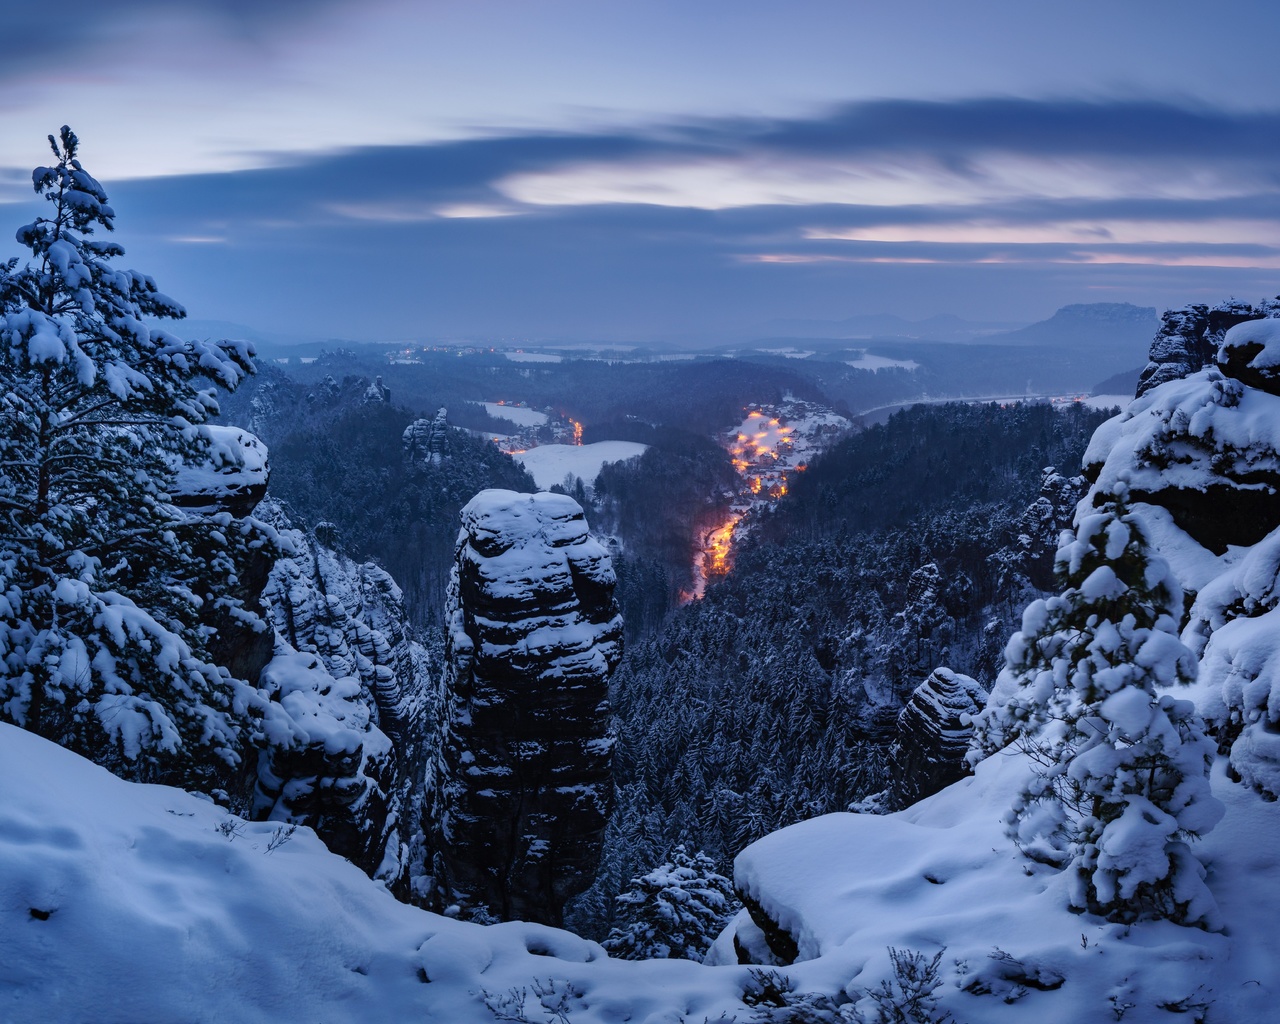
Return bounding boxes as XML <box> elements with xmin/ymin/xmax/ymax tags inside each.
<box><xmin>0</xmin><ymin>724</ymin><xmax>753</xmax><ymax>1024</ymax></box>
<box><xmin>727</xmin><ymin>749</ymin><xmax>1277</xmax><ymax>1023</ymax></box>
<box><xmin>6</xmin><ymin>720</ymin><xmax>1275</xmax><ymax>1023</ymax></box>
<box><xmin>513</xmin><ymin>441</ymin><xmax>647</xmax><ymax>490</ymax></box>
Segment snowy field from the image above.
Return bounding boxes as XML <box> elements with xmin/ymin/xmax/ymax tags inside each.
<box><xmin>756</xmin><ymin>347</ymin><xmax>816</xmax><ymax>359</ymax></box>
<box><xmin>502</xmin><ymin>351</ymin><xmax>563</xmax><ymax>363</ymax></box>
<box><xmin>4</xmin><ymin>721</ymin><xmax>1275</xmax><ymax>1023</ymax></box>
<box><xmin>482</xmin><ymin>402</ymin><xmax>549</xmax><ymax>427</ymax></box>
<box><xmin>845</xmin><ymin>353</ymin><xmax>920</xmax><ymax>371</ymax></box>
<box><xmin>513</xmin><ymin>441</ymin><xmax>648</xmax><ymax>490</ymax></box>
<box><xmin>1084</xmin><ymin>393</ymin><xmax>1131</xmax><ymax>410</ymax></box>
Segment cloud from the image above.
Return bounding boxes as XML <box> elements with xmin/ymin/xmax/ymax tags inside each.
<box><xmin>18</xmin><ymin>95</ymin><xmax>1279</xmax><ymax>341</ymax></box>
<box><xmin>498</xmin><ymin>152</ymin><xmax>1269</xmax><ymax>211</ymax></box>
<box><xmin>0</xmin><ymin>1</ymin><xmax>352</xmax><ymax>79</ymax></box>
<box><xmin>805</xmin><ymin>218</ymin><xmax>1280</xmax><ymax>250</ymax></box>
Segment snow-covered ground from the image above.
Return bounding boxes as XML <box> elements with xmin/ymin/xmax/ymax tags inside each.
<box><xmin>1083</xmin><ymin>393</ymin><xmax>1132</xmax><ymax>410</ymax></box>
<box><xmin>502</xmin><ymin>351</ymin><xmax>562</xmax><ymax>363</ymax></box>
<box><xmin>0</xmin><ymin>724</ymin><xmax>750</xmax><ymax>1024</ymax></box>
<box><xmin>513</xmin><ymin>441</ymin><xmax>648</xmax><ymax>490</ymax></box>
<box><xmin>721</xmin><ymin>747</ymin><xmax>1277</xmax><ymax>1023</ymax></box>
<box><xmin>482</xmin><ymin>402</ymin><xmax>549</xmax><ymax>427</ymax></box>
<box><xmin>845</xmin><ymin>353</ymin><xmax>920</xmax><ymax>371</ymax></box>
<box><xmin>5</xmin><ymin>720</ymin><xmax>1274</xmax><ymax>1023</ymax></box>
<box><xmin>756</xmin><ymin>347</ymin><xmax>816</xmax><ymax>359</ymax></box>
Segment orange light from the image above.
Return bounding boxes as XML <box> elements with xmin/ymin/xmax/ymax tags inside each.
<box><xmin>704</xmin><ymin>513</ymin><xmax>742</xmax><ymax>578</ymax></box>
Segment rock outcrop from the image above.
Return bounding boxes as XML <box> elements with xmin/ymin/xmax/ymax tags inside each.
<box><xmin>1086</xmin><ymin>321</ymin><xmax>1280</xmax><ymax>554</ymax></box>
<box><xmin>403</xmin><ymin>407</ymin><xmax>450</xmax><ymax>467</ymax></box>
<box><xmin>171</xmin><ymin>424</ymin><xmax>270</xmax><ymax>517</ymax></box>
<box><xmin>1217</xmin><ymin>317</ymin><xmax>1280</xmax><ymax>396</ymax></box>
<box><xmin>168</xmin><ymin>424</ymin><xmax>277</xmax><ymax>688</ymax></box>
<box><xmin>1082</xmin><ymin>318</ymin><xmax>1280</xmax><ymax>799</ymax></box>
<box><xmin>429</xmin><ymin>489</ymin><xmax>623</xmax><ymax>925</ymax></box>
<box><xmin>252</xmin><ymin>644</ymin><xmax>396</xmax><ymax>873</ymax></box>
<box><xmin>1136</xmin><ymin>299</ymin><xmax>1279</xmax><ymax>398</ymax></box>
<box><xmin>257</xmin><ymin>502</ymin><xmax>437</xmax><ymax>889</ymax></box>
<box><xmin>888</xmin><ymin>668</ymin><xmax>986</xmax><ymax>809</ymax></box>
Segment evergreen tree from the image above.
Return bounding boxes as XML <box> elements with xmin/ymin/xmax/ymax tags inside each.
<box><xmin>602</xmin><ymin>846</ymin><xmax>738</xmax><ymax>961</ymax></box>
<box><xmin>0</xmin><ymin>127</ymin><xmax>273</xmax><ymax>785</ymax></box>
<box><xmin>972</xmin><ymin>488</ymin><xmax>1223</xmax><ymax>927</ymax></box>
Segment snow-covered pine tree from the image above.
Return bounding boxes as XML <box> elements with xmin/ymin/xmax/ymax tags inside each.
<box><xmin>602</xmin><ymin>846</ymin><xmax>738</xmax><ymax>962</ymax></box>
<box><xmin>971</xmin><ymin>487</ymin><xmax>1224</xmax><ymax>927</ymax></box>
<box><xmin>0</xmin><ymin>127</ymin><xmax>276</xmax><ymax>787</ymax></box>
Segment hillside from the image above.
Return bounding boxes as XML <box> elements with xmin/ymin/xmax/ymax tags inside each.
<box><xmin>4</xmin><ymin>723</ymin><xmax>1275</xmax><ymax>1022</ymax></box>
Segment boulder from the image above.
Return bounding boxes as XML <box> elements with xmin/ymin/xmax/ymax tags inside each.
<box><xmin>170</xmin><ymin>425</ymin><xmax>270</xmax><ymax>517</ymax></box>
<box><xmin>1083</xmin><ymin>370</ymin><xmax>1280</xmax><ymax>553</ymax></box>
<box><xmin>1218</xmin><ymin>318</ymin><xmax>1280</xmax><ymax>396</ymax></box>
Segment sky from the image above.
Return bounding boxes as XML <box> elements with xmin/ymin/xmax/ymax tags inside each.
<box><xmin>3</xmin><ymin>0</ymin><xmax>1280</xmax><ymax>343</ymax></box>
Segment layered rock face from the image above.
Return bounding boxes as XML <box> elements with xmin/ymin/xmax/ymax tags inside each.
<box><xmin>168</xmin><ymin>425</ymin><xmax>277</xmax><ymax>687</ymax></box>
<box><xmin>257</xmin><ymin>505</ymin><xmax>436</xmax><ymax>889</ymax></box>
<box><xmin>888</xmin><ymin>668</ymin><xmax>986</xmax><ymax>809</ymax></box>
<box><xmin>403</xmin><ymin>407</ymin><xmax>450</xmax><ymax>467</ymax></box>
<box><xmin>1136</xmin><ymin>299</ymin><xmax>1278</xmax><ymax>398</ymax></box>
<box><xmin>430</xmin><ymin>489</ymin><xmax>623</xmax><ymax>925</ymax></box>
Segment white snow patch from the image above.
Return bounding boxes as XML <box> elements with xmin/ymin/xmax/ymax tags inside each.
<box><xmin>502</xmin><ymin>351</ymin><xmax>562</xmax><ymax>363</ymax></box>
<box><xmin>757</xmin><ymin>347</ymin><xmax>815</xmax><ymax>359</ymax></box>
<box><xmin>482</xmin><ymin>402</ymin><xmax>548</xmax><ymax>427</ymax></box>
<box><xmin>728</xmin><ymin>748</ymin><xmax>1280</xmax><ymax>1023</ymax></box>
<box><xmin>846</xmin><ymin>353</ymin><xmax>920</xmax><ymax>371</ymax></box>
<box><xmin>513</xmin><ymin>441</ymin><xmax>647</xmax><ymax>490</ymax></box>
<box><xmin>1083</xmin><ymin>393</ymin><xmax>1131</xmax><ymax>410</ymax></box>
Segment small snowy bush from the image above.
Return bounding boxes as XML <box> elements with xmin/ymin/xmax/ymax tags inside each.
<box><xmin>972</xmin><ymin>488</ymin><xmax>1223</xmax><ymax>927</ymax></box>
<box><xmin>851</xmin><ymin>947</ymin><xmax>952</xmax><ymax>1024</ymax></box>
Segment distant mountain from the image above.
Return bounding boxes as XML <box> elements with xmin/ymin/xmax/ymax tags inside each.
<box><xmin>980</xmin><ymin>302</ymin><xmax>1157</xmax><ymax>353</ymax></box>
<box><xmin>756</xmin><ymin>312</ymin><xmax>1024</xmax><ymax>341</ymax></box>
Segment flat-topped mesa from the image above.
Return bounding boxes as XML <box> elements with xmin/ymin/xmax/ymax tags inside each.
<box><xmin>430</xmin><ymin>489</ymin><xmax>623</xmax><ymax>926</ymax></box>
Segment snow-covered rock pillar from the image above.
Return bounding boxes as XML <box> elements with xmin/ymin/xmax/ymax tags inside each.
<box><xmin>429</xmin><ymin>489</ymin><xmax>622</xmax><ymax>925</ymax></box>
<box><xmin>888</xmin><ymin>667</ymin><xmax>986</xmax><ymax>809</ymax></box>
